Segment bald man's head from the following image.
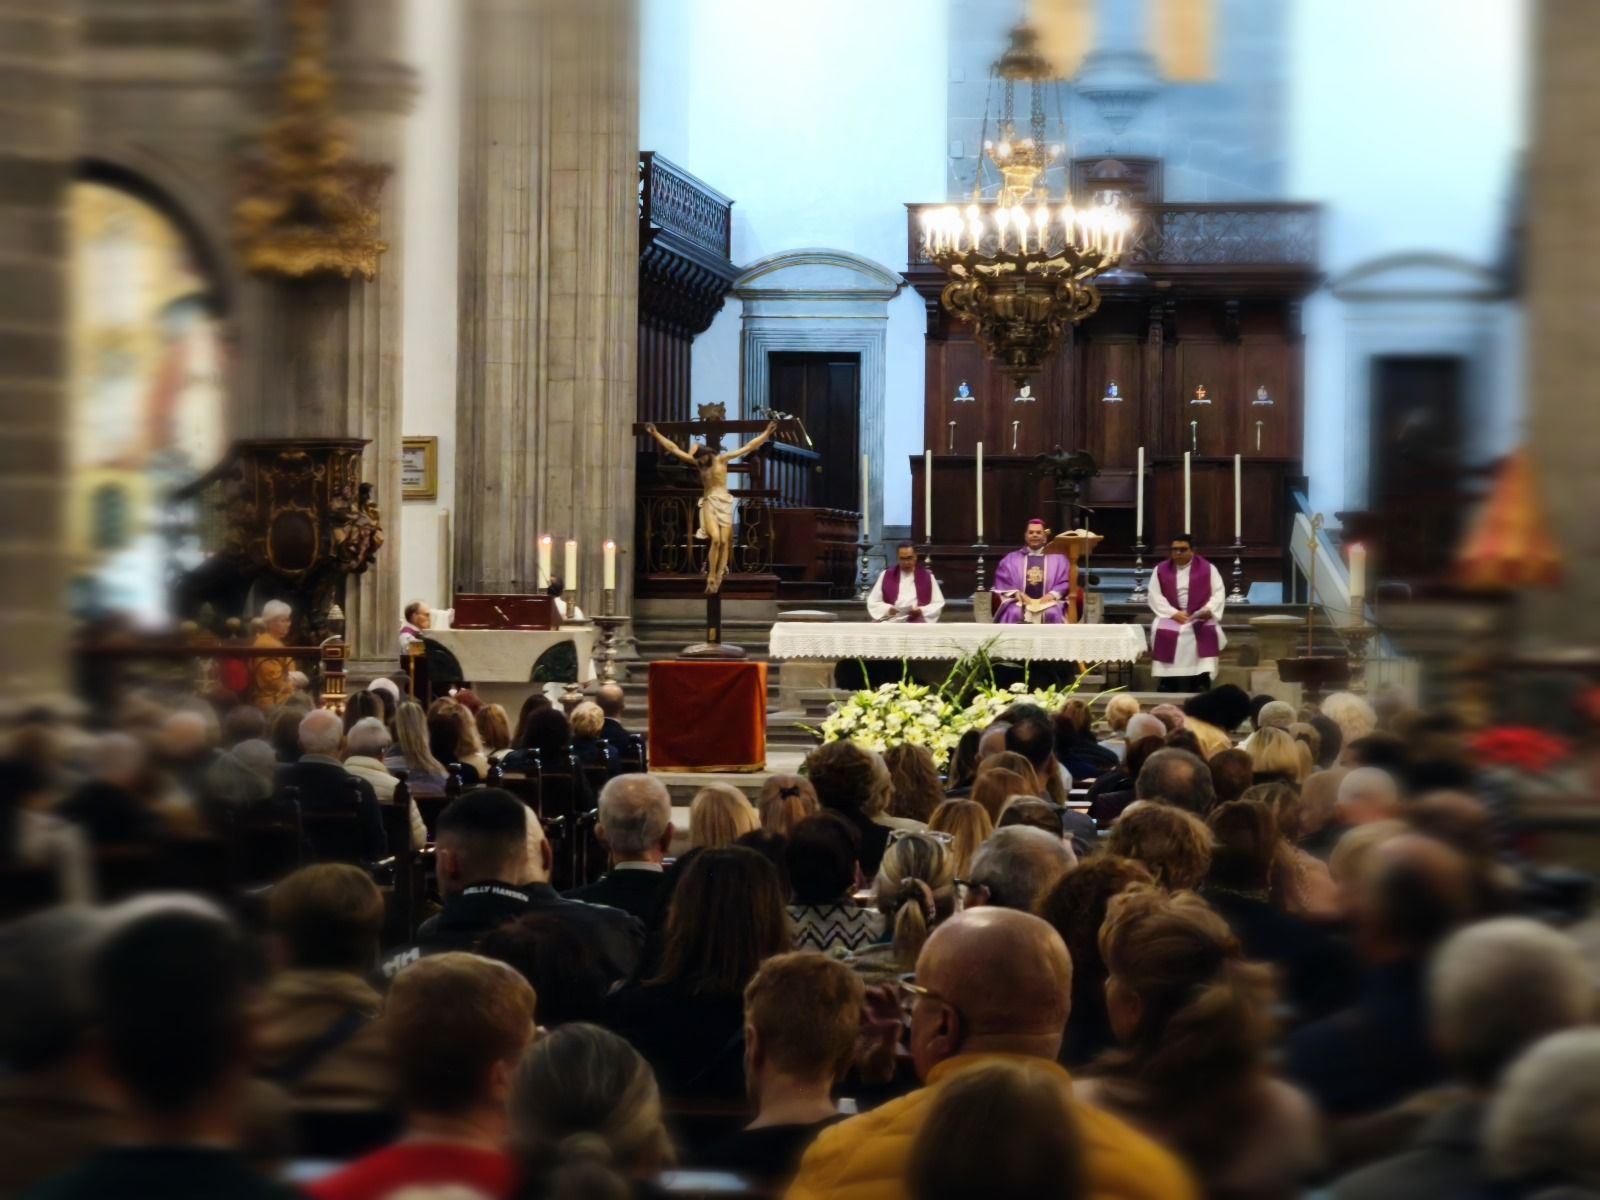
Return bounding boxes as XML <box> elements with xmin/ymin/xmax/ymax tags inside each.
<box><xmin>596</xmin><ymin>682</ymin><xmax>626</xmax><ymax>719</ymax></box>
<box><xmin>909</xmin><ymin>908</ymin><xmax>1072</xmax><ymax>1079</ymax></box>
<box><xmin>1357</xmin><ymin>832</ymin><xmax>1473</xmax><ymax>960</ymax></box>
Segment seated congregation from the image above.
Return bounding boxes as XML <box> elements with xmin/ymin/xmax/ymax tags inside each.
<box><xmin>2</xmin><ymin>676</ymin><xmax>1599</xmax><ymax>1200</ymax></box>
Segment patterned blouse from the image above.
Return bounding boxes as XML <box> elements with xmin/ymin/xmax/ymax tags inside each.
<box><xmin>787</xmin><ymin>903</ymin><xmax>886</xmax><ymax>956</ymax></box>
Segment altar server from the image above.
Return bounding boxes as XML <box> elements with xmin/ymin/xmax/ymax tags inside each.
<box><xmin>1147</xmin><ymin>533</ymin><xmax>1227</xmax><ymax>692</ymax></box>
<box><xmin>867</xmin><ymin>543</ymin><xmax>944</xmax><ymax>623</ymax></box>
<box><xmin>994</xmin><ymin>519</ymin><xmax>1069</xmax><ymax>624</ymax></box>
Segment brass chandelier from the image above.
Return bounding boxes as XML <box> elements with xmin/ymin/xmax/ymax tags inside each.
<box><xmin>921</xmin><ymin>19</ymin><xmax>1130</xmax><ymax>383</ymax></box>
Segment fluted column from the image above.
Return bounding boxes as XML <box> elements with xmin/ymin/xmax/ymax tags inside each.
<box><xmin>0</xmin><ymin>0</ymin><xmax>74</xmax><ymax>705</ymax></box>
<box><xmin>454</xmin><ymin>0</ymin><xmax>640</xmax><ymax>620</ymax></box>
<box><xmin>235</xmin><ymin>0</ymin><xmax>413</xmax><ymax>669</ymax></box>
<box><xmin>1524</xmin><ymin>0</ymin><xmax>1600</xmax><ymax>648</ymax></box>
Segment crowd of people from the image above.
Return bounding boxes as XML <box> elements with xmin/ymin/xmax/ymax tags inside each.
<box><xmin>0</xmin><ymin>672</ymin><xmax>1597</xmax><ymax>1200</ymax></box>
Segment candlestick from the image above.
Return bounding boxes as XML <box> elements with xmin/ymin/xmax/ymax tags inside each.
<box><xmin>592</xmin><ymin>613</ymin><xmax>627</xmax><ymax>682</ymax></box>
<box><xmin>860</xmin><ymin>453</ymin><xmax>870</xmax><ymax>536</ymax></box>
<box><xmin>538</xmin><ymin>534</ymin><xmax>553</xmax><ymax>588</ymax></box>
<box><xmin>1190</xmin><ymin>419</ymin><xmax>1198</xmax><ymax>453</ymax></box>
<box><xmin>1011</xmin><ymin>419</ymin><xmax>1020</xmax><ymax>451</ymax></box>
<box><xmin>1182</xmin><ymin>452</ymin><xmax>1192</xmax><ymax>532</ymax></box>
<box><xmin>1135</xmin><ymin>446</ymin><xmax>1145</xmax><ymax>538</ymax></box>
<box><xmin>1226</xmin><ymin>537</ymin><xmax>1249</xmax><ymax>606</ymax></box>
<box><xmin>564</xmin><ymin>539</ymin><xmax>578</xmax><ymax>592</ymax></box>
<box><xmin>1129</xmin><ymin>535</ymin><xmax>1150</xmax><ymax>603</ymax></box>
<box><xmin>1233</xmin><ymin>453</ymin><xmax>1242</xmax><ymax>541</ymax></box>
<box><xmin>975</xmin><ymin>441</ymin><xmax>984</xmax><ymax>542</ymax></box>
<box><xmin>601</xmin><ymin>586</ymin><xmax>616</xmax><ymax>618</ymax></box>
<box><xmin>947</xmin><ymin>420</ymin><xmax>956</xmax><ymax>453</ymax></box>
<box><xmin>1255</xmin><ymin>420</ymin><xmax>1263</xmax><ymax>451</ymax></box>
<box><xmin>854</xmin><ymin>537</ymin><xmax>875</xmax><ymax>601</ymax></box>
<box><xmin>972</xmin><ymin>539</ymin><xmax>990</xmax><ymax>600</ymax></box>
<box><xmin>923</xmin><ymin>449</ymin><xmax>933</xmax><ymax>544</ymax></box>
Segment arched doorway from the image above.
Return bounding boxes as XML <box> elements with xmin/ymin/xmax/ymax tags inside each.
<box><xmin>67</xmin><ymin>178</ymin><xmax>227</xmax><ymax>626</ymax></box>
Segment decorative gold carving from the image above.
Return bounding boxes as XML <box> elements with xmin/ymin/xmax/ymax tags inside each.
<box><xmin>234</xmin><ymin>0</ymin><xmax>390</xmax><ymax>279</ymax></box>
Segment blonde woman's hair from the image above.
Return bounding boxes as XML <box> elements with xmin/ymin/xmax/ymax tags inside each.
<box><xmin>883</xmin><ymin>743</ymin><xmax>944</xmax><ymax>824</ymax></box>
<box><xmin>511</xmin><ymin>1023</ymin><xmax>673</xmax><ymax>1199</ymax></box>
<box><xmin>1104</xmin><ymin>693</ymin><xmax>1142</xmax><ymax>734</ymax></box>
<box><xmin>1105</xmin><ymin>803</ymin><xmax>1214</xmax><ymax>892</ymax></box>
<box><xmin>977</xmin><ymin>750</ymin><xmax>1042</xmax><ymax>794</ymax></box>
<box><xmin>971</xmin><ymin>767</ymin><xmax>1034</xmax><ymax>825</ymax></box>
<box><xmin>570</xmin><ymin>701</ymin><xmax>605</xmax><ymax>739</ymax></box>
<box><xmin>928</xmin><ymin>799</ymin><xmax>993</xmax><ymax>882</ymax></box>
<box><xmin>1244</xmin><ymin>725</ymin><xmax>1306</xmax><ymax>784</ymax></box>
<box><xmin>475</xmin><ymin>703</ymin><xmax>513</xmax><ymax>753</ymax></box>
<box><xmin>688</xmin><ymin>784</ymin><xmax>760</xmax><ymax>849</ymax></box>
<box><xmin>874</xmin><ymin>833</ymin><xmax>956</xmax><ymax>970</ymax></box>
<box><xmin>1094</xmin><ymin>889</ymin><xmax>1278</xmax><ymax>1181</ymax></box>
<box><xmin>1322</xmin><ymin>691</ymin><xmax>1377</xmax><ymax>744</ymax></box>
<box><xmin>395</xmin><ymin>700</ymin><xmax>446</xmax><ymax>778</ymax></box>
<box><xmin>757</xmin><ymin>774</ymin><xmax>818</xmax><ymax>837</ymax></box>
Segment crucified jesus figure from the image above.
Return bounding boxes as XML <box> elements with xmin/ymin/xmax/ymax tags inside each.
<box><xmin>646</xmin><ymin>419</ymin><xmax>778</xmax><ymax>594</ymax></box>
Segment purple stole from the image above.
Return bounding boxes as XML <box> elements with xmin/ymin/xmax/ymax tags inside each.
<box><xmin>1152</xmin><ymin>556</ymin><xmax>1221</xmax><ymax>663</ymax></box>
<box><xmin>881</xmin><ymin>567</ymin><xmax>934</xmax><ymax>622</ymax></box>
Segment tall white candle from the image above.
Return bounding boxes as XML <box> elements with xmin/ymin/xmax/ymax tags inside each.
<box><xmin>861</xmin><ymin>453</ymin><xmax>870</xmax><ymax>536</ymax></box>
<box><xmin>602</xmin><ymin>539</ymin><xmax>617</xmax><ymax>590</ymax></box>
<box><xmin>1182</xmin><ymin>452</ymin><xmax>1192</xmax><ymax>532</ymax></box>
<box><xmin>1348</xmin><ymin>543</ymin><xmax>1367</xmax><ymax>601</ymax></box>
<box><xmin>975</xmin><ymin>441</ymin><xmax>985</xmax><ymax>541</ymax></box>
<box><xmin>538</xmin><ymin>535</ymin><xmax>553</xmax><ymax>587</ymax></box>
<box><xmin>1233</xmin><ymin>453</ymin><xmax>1242</xmax><ymax>540</ymax></box>
<box><xmin>1135</xmin><ymin>446</ymin><xmax>1145</xmax><ymax>539</ymax></box>
<box><xmin>923</xmin><ymin>449</ymin><xmax>933</xmax><ymax>540</ymax></box>
<box><xmin>564</xmin><ymin>539</ymin><xmax>578</xmax><ymax>592</ymax></box>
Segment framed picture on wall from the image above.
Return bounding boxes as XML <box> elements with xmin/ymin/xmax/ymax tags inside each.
<box><xmin>401</xmin><ymin>436</ymin><xmax>438</xmax><ymax>501</ymax></box>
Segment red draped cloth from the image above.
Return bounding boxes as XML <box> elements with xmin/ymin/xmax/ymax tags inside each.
<box><xmin>648</xmin><ymin>661</ymin><xmax>768</xmax><ymax>772</ymax></box>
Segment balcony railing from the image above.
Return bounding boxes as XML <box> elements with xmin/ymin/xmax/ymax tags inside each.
<box><xmin>640</xmin><ymin>152</ymin><xmax>734</xmax><ymax>260</ymax></box>
<box><xmin>906</xmin><ymin>202</ymin><xmax>1318</xmax><ymax>270</ymax></box>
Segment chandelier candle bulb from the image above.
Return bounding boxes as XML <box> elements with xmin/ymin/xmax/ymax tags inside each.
<box><xmin>538</xmin><ymin>535</ymin><xmax>553</xmax><ymax>588</ymax></box>
<box><xmin>564</xmin><ymin>539</ymin><xmax>578</xmax><ymax>593</ymax></box>
<box><xmin>1135</xmin><ymin>446</ymin><xmax>1145</xmax><ymax>538</ymax></box>
<box><xmin>924</xmin><ymin>450</ymin><xmax>933</xmax><ymax>540</ymax></box>
<box><xmin>602</xmin><ymin>539</ymin><xmax>616</xmax><ymax>590</ymax></box>
<box><xmin>975</xmin><ymin>441</ymin><xmax>984</xmax><ymax>541</ymax></box>
<box><xmin>1234</xmin><ymin>453</ymin><xmax>1243</xmax><ymax>541</ymax></box>
<box><xmin>1183</xmin><ymin>452</ymin><xmax>1192</xmax><ymax>532</ymax></box>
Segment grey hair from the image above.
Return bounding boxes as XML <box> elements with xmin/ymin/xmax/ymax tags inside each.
<box><xmin>94</xmin><ymin>731</ymin><xmax>145</xmax><ymax>780</ymax></box>
<box><xmin>298</xmin><ymin>707</ymin><xmax>344</xmax><ymax>756</ymax></box>
<box><xmin>596</xmin><ymin>774</ymin><xmax>672</xmax><ymax>855</ymax></box>
<box><xmin>1125</xmin><ymin>713</ymin><xmax>1166</xmax><ymax>744</ymax></box>
<box><xmin>1431</xmin><ymin>918</ymin><xmax>1596</xmax><ymax>1088</ymax></box>
<box><xmin>346</xmin><ymin>716</ymin><xmax>392</xmax><ymax>758</ymax></box>
<box><xmin>261</xmin><ymin>599</ymin><xmax>293</xmax><ymax>622</ymax></box>
<box><xmin>1256</xmin><ymin>700</ymin><xmax>1295</xmax><ymax>730</ymax></box>
<box><xmin>203</xmin><ymin>751</ymin><xmax>272</xmax><ymax>806</ymax></box>
<box><xmin>231</xmin><ymin>737</ymin><xmax>279</xmax><ymax>782</ymax></box>
<box><xmin>1338</xmin><ymin>766</ymin><xmax>1400</xmax><ymax>812</ymax></box>
<box><xmin>1486</xmin><ymin>1029</ymin><xmax>1600</xmax><ymax>1187</ymax></box>
<box><xmin>969</xmin><ymin>826</ymin><xmax>1076</xmax><ymax>911</ymax></box>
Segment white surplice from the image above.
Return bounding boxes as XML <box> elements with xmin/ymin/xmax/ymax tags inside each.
<box><xmin>1147</xmin><ymin>560</ymin><xmax>1227</xmax><ymax>678</ymax></box>
<box><xmin>866</xmin><ymin>569</ymin><xmax>945</xmax><ymax>623</ymax></box>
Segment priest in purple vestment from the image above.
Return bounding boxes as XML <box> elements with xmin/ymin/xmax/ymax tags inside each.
<box><xmin>867</xmin><ymin>543</ymin><xmax>945</xmax><ymax>622</ymax></box>
<box><xmin>994</xmin><ymin>519</ymin><xmax>1071</xmax><ymax>624</ymax></box>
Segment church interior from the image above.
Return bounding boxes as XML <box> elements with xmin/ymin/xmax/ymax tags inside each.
<box><xmin>11</xmin><ymin>1</ymin><xmax>1600</xmax><ymax>1195</ymax></box>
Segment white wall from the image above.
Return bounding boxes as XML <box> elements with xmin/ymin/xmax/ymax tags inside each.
<box><xmin>642</xmin><ymin>0</ymin><xmax>949</xmax><ymax>526</ymax></box>
<box><xmin>398</xmin><ymin>0</ymin><xmax>461</xmax><ymax>610</ymax></box>
<box><xmin>1290</xmin><ymin>0</ymin><xmax>1529</xmax><ymax>518</ymax></box>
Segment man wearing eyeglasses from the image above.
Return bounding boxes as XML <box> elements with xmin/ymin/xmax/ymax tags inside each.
<box><xmin>1147</xmin><ymin>533</ymin><xmax>1227</xmax><ymax>693</ymax></box>
<box><xmin>788</xmin><ymin>908</ymin><xmax>1197</xmax><ymax>1200</ymax></box>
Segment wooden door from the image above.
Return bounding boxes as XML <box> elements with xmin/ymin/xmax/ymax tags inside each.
<box><xmin>1369</xmin><ymin>355</ymin><xmax>1466</xmax><ymax>581</ymax></box>
<box><xmin>769</xmin><ymin>352</ymin><xmax>861</xmax><ymax>511</ymax></box>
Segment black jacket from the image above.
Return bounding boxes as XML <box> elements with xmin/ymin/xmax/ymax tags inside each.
<box><xmin>564</xmin><ymin>867</ymin><xmax>670</xmax><ymax>928</ymax></box>
<box><xmin>600</xmin><ymin>717</ymin><xmax>634</xmax><ymax>763</ymax></box>
<box><xmin>277</xmin><ymin>757</ymin><xmax>388</xmax><ymax>863</ymax></box>
<box><xmin>601</xmin><ymin>979</ymin><xmax>746</xmax><ymax>1099</ymax></box>
<box><xmin>390</xmin><ymin>880</ymin><xmax>645</xmax><ymax>984</ymax></box>
<box><xmin>1201</xmin><ymin>885</ymin><xmax>1359</xmax><ymax>1022</ymax></box>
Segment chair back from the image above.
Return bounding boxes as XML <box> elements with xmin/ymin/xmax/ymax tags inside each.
<box><xmin>534</xmin><ymin>748</ymin><xmax>581</xmax><ymax>888</ymax></box>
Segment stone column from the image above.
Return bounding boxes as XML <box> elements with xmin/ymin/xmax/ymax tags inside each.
<box><xmin>454</xmin><ymin>0</ymin><xmax>640</xmax><ymax>621</ymax></box>
<box><xmin>1524</xmin><ymin>0</ymin><xmax>1600</xmax><ymax>649</ymax></box>
<box><xmin>235</xmin><ymin>0</ymin><xmax>414</xmax><ymax>673</ymax></box>
<box><xmin>0</xmin><ymin>1</ymin><xmax>74</xmax><ymax>705</ymax></box>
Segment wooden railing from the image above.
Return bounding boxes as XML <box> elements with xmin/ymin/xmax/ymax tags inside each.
<box><xmin>640</xmin><ymin>152</ymin><xmax>734</xmax><ymax>260</ymax></box>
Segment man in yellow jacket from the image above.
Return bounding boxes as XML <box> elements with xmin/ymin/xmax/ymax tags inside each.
<box><xmin>787</xmin><ymin>908</ymin><xmax>1197</xmax><ymax>1200</ymax></box>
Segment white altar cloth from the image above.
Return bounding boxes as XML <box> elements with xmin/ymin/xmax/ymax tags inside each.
<box><xmin>422</xmin><ymin>628</ymin><xmax>596</xmax><ymax>682</ymax></box>
<box><xmin>767</xmin><ymin>621</ymin><xmax>1147</xmax><ymax>663</ymax></box>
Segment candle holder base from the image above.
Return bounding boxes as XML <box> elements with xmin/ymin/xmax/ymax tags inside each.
<box><xmin>601</xmin><ymin>588</ymin><xmax>617</xmax><ymax>618</ymax></box>
<box><xmin>591</xmin><ymin>614</ymin><xmax>628</xmax><ymax>683</ymax></box>
<box><xmin>1341</xmin><ymin>624</ymin><xmax>1380</xmax><ymax>694</ymax></box>
<box><xmin>1226</xmin><ymin>540</ymin><xmax>1249</xmax><ymax>606</ymax></box>
<box><xmin>971</xmin><ymin>541</ymin><xmax>989</xmax><ymax>600</ymax></box>
<box><xmin>854</xmin><ymin>540</ymin><xmax>875</xmax><ymax>601</ymax></box>
<box><xmin>1128</xmin><ymin>540</ymin><xmax>1149</xmax><ymax>603</ymax></box>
